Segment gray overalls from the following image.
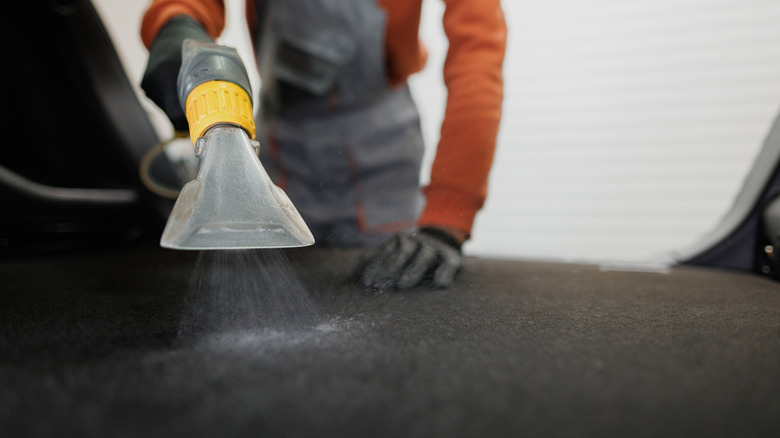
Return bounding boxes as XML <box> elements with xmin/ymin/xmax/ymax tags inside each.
<box><xmin>252</xmin><ymin>0</ymin><xmax>425</xmax><ymax>246</ymax></box>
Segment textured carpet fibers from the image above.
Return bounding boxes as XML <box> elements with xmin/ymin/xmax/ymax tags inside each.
<box><xmin>1</xmin><ymin>244</ymin><xmax>779</xmax><ymax>437</ymax></box>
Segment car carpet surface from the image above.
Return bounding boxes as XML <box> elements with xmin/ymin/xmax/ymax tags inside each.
<box><xmin>1</xmin><ymin>244</ymin><xmax>779</xmax><ymax>437</ymax></box>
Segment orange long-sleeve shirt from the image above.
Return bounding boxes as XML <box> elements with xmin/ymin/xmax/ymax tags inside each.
<box><xmin>141</xmin><ymin>0</ymin><xmax>506</xmax><ymax>238</ymax></box>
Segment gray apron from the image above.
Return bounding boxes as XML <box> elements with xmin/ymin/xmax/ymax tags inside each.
<box><xmin>252</xmin><ymin>0</ymin><xmax>425</xmax><ymax>246</ymax></box>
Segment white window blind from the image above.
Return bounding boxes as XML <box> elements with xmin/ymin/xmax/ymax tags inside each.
<box><xmin>411</xmin><ymin>0</ymin><xmax>780</xmax><ymax>262</ymax></box>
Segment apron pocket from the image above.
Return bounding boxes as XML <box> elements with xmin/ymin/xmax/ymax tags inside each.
<box><xmin>273</xmin><ymin>30</ymin><xmax>356</xmax><ymax>96</ymax></box>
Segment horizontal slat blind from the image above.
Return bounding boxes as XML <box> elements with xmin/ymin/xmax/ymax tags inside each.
<box><xmin>411</xmin><ymin>0</ymin><xmax>780</xmax><ymax>262</ymax></box>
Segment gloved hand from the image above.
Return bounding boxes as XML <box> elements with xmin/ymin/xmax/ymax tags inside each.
<box><xmin>141</xmin><ymin>15</ymin><xmax>213</xmax><ymax>131</ymax></box>
<box><xmin>355</xmin><ymin>227</ymin><xmax>464</xmax><ymax>290</ymax></box>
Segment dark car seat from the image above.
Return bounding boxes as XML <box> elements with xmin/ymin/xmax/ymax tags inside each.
<box><xmin>0</xmin><ymin>0</ymin><xmax>179</xmax><ymax>253</ymax></box>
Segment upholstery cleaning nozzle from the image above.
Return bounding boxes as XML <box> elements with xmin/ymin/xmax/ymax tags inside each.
<box><xmin>159</xmin><ymin>40</ymin><xmax>315</xmax><ymax>250</ymax></box>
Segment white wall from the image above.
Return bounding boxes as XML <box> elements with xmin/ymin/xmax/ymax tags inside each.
<box><xmin>94</xmin><ymin>0</ymin><xmax>780</xmax><ymax>263</ymax></box>
<box><xmin>411</xmin><ymin>0</ymin><xmax>780</xmax><ymax>263</ymax></box>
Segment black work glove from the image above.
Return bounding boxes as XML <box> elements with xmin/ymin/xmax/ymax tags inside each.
<box><xmin>355</xmin><ymin>228</ymin><xmax>463</xmax><ymax>291</ymax></box>
<box><xmin>141</xmin><ymin>15</ymin><xmax>213</xmax><ymax>131</ymax></box>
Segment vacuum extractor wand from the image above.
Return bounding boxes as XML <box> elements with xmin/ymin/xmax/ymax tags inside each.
<box><xmin>160</xmin><ymin>40</ymin><xmax>314</xmax><ymax>250</ymax></box>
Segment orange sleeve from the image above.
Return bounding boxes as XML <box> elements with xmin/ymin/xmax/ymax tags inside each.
<box><xmin>417</xmin><ymin>0</ymin><xmax>507</xmax><ymax>237</ymax></box>
<box><xmin>140</xmin><ymin>0</ymin><xmax>226</xmax><ymax>49</ymax></box>
<box><xmin>378</xmin><ymin>0</ymin><xmax>428</xmax><ymax>87</ymax></box>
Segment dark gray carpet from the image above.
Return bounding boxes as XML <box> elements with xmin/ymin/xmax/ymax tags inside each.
<box><xmin>1</xmin><ymin>244</ymin><xmax>779</xmax><ymax>437</ymax></box>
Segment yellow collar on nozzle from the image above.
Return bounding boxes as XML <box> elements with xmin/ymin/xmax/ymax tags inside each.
<box><xmin>184</xmin><ymin>80</ymin><xmax>256</xmax><ymax>145</ymax></box>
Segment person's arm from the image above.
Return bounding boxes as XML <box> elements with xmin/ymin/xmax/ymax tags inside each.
<box><xmin>140</xmin><ymin>0</ymin><xmax>227</xmax><ymax>130</ymax></box>
<box><xmin>141</xmin><ymin>0</ymin><xmax>226</xmax><ymax>49</ymax></box>
<box><xmin>418</xmin><ymin>0</ymin><xmax>507</xmax><ymax>241</ymax></box>
<box><xmin>357</xmin><ymin>0</ymin><xmax>506</xmax><ymax>290</ymax></box>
